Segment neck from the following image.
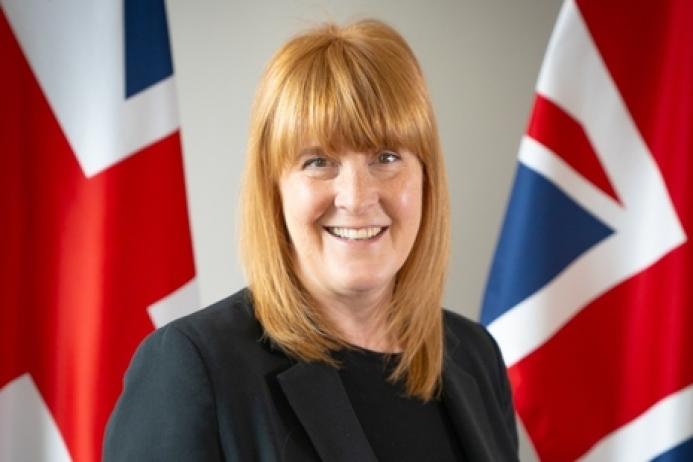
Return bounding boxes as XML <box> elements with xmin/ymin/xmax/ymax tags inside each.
<box><xmin>305</xmin><ymin>282</ymin><xmax>400</xmax><ymax>353</ymax></box>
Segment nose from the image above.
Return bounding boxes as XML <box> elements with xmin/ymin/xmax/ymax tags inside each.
<box><xmin>333</xmin><ymin>163</ymin><xmax>378</xmax><ymax>214</ymax></box>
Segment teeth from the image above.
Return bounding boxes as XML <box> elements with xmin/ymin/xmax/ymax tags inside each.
<box><xmin>328</xmin><ymin>227</ymin><xmax>383</xmax><ymax>240</ymax></box>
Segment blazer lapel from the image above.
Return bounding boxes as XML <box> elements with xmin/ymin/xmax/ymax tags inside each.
<box><xmin>277</xmin><ymin>361</ymin><xmax>379</xmax><ymax>462</ymax></box>
<box><xmin>442</xmin><ymin>330</ymin><xmax>497</xmax><ymax>462</ymax></box>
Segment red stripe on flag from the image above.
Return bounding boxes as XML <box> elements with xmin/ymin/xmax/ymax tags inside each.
<box><xmin>0</xmin><ymin>9</ymin><xmax>195</xmax><ymax>462</ymax></box>
<box><xmin>527</xmin><ymin>94</ymin><xmax>620</xmax><ymax>203</ymax></box>
<box><xmin>510</xmin><ymin>244</ymin><xmax>693</xmax><ymax>460</ymax></box>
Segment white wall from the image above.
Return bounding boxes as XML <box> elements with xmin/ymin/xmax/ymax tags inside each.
<box><xmin>166</xmin><ymin>1</ymin><xmax>563</xmax><ymax>460</ymax></box>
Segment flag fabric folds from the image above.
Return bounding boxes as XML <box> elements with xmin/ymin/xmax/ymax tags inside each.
<box><xmin>0</xmin><ymin>0</ymin><xmax>197</xmax><ymax>460</ymax></box>
<box><xmin>481</xmin><ymin>0</ymin><xmax>693</xmax><ymax>460</ymax></box>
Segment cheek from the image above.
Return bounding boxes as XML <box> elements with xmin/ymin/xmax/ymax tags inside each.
<box><xmin>392</xmin><ymin>174</ymin><xmax>423</xmax><ymax>229</ymax></box>
<box><xmin>280</xmin><ymin>178</ymin><xmax>332</xmax><ymax>235</ymax></box>
<box><xmin>399</xmin><ymin>185</ymin><xmax>423</xmax><ymax>215</ymax></box>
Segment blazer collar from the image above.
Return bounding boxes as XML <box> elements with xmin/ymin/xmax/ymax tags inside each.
<box><xmin>276</xmin><ymin>327</ymin><xmax>498</xmax><ymax>462</ymax></box>
<box><xmin>442</xmin><ymin>323</ymin><xmax>497</xmax><ymax>462</ymax></box>
<box><xmin>277</xmin><ymin>361</ymin><xmax>379</xmax><ymax>462</ymax></box>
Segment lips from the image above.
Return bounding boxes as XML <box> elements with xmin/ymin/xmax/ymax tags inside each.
<box><xmin>325</xmin><ymin>226</ymin><xmax>388</xmax><ymax>240</ymax></box>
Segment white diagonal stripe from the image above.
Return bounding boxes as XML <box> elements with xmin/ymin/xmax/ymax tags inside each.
<box><xmin>578</xmin><ymin>386</ymin><xmax>693</xmax><ymax>462</ymax></box>
<box><xmin>1</xmin><ymin>0</ymin><xmax>179</xmax><ymax>178</ymax></box>
<box><xmin>518</xmin><ymin>135</ymin><xmax>624</xmax><ymax>230</ymax></box>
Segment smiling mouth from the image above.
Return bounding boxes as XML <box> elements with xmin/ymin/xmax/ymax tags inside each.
<box><xmin>325</xmin><ymin>226</ymin><xmax>388</xmax><ymax>240</ymax></box>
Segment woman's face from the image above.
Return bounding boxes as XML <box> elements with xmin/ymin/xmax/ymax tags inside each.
<box><xmin>279</xmin><ymin>145</ymin><xmax>423</xmax><ymax>303</ymax></box>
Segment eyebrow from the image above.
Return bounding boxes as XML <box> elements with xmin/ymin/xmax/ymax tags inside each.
<box><xmin>297</xmin><ymin>146</ymin><xmax>325</xmax><ymax>157</ymax></box>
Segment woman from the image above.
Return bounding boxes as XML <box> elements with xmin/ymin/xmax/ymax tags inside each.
<box><xmin>104</xmin><ymin>19</ymin><xmax>518</xmax><ymax>461</ymax></box>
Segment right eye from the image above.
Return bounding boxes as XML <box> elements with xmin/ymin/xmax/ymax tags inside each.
<box><xmin>302</xmin><ymin>157</ymin><xmax>330</xmax><ymax>169</ymax></box>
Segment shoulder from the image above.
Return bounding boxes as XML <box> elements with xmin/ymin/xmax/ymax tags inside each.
<box><xmin>124</xmin><ymin>288</ymin><xmax>266</xmax><ymax>379</ymax></box>
<box><xmin>441</xmin><ymin>313</ymin><xmax>519</xmax><ymax>459</ymax></box>
<box><xmin>441</xmin><ymin>309</ymin><xmax>510</xmax><ymax>400</ymax></box>
<box><xmin>164</xmin><ymin>287</ymin><xmax>261</xmax><ymax>345</ymax></box>
<box><xmin>138</xmin><ymin>288</ymin><xmax>282</xmax><ymax>377</ymax></box>
<box><xmin>103</xmin><ymin>294</ymin><xmax>263</xmax><ymax>460</ymax></box>
<box><xmin>442</xmin><ymin>309</ymin><xmax>501</xmax><ymax>363</ymax></box>
<box><xmin>442</xmin><ymin>308</ymin><xmax>487</xmax><ymax>338</ymax></box>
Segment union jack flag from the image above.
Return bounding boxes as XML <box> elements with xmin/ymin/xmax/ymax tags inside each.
<box><xmin>482</xmin><ymin>0</ymin><xmax>693</xmax><ymax>460</ymax></box>
<box><xmin>0</xmin><ymin>0</ymin><xmax>197</xmax><ymax>460</ymax></box>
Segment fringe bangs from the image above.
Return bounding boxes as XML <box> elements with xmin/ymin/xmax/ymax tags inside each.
<box><xmin>264</xmin><ymin>23</ymin><xmax>434</xmax><ymax>172</ymax></box>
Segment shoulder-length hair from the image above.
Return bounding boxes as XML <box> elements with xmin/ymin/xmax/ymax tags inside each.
<box><xmin>240</xmin><ymin>19</ymin><xmax>450</xmax><ymax>400</ymax></box>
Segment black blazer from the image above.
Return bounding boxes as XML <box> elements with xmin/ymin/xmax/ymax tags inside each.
<box><xmin>104</xmin><ymin>289</ymin><xmax>518</xmax><ymax>461</ymax></box>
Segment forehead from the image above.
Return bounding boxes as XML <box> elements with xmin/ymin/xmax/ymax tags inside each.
<box><xmin>293</xmin><ymin>127</ymin><xmax>398</xmax><ymax>153</ymax></box>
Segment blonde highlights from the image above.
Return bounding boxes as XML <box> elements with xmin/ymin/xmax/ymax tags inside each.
<box><xmin>240</xmin><ymin>19</ymin><xmax>450</xmax><ymax>400</ymax></box>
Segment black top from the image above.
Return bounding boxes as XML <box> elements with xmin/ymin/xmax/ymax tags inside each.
<box><xmin>104</xmin><ymin>288</ymin><xmax>519</xmax><ymax>461</ymax></box>
<box><xmin>335</xmin><ymin>347</ymin><xmax>467</xmax><ymax>462</ymax></box>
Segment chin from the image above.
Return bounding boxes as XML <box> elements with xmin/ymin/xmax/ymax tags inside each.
<box><xmin>335</xmin><ymin>275</ymin><xmax>393</xmax><ymax>296</ymax></box>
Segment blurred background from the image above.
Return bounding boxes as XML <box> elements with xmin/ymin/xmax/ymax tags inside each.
<box><xmin>5</xmin><ymin>1</ymin><xmax>691</xmax><ymax>460</ymax></box>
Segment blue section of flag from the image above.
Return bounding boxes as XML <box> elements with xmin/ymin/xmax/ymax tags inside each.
<box><xmin>124</xmin><ymin>0</ymin><xmax>174</xmax><ymax>98</ymax></box>
<box><xmin>651</xmin><ymin>437</ymin><xmax>693</xmax><ymax>462</ymax></box>
<box><xmin>481</xmin><ymin>164</ymin><xmax>613</xmax><ymax>325</ymax></box>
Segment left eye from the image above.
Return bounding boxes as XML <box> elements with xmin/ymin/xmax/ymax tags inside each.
<box><xmin>377</xmin><ymin>150</ymin><xmax>400</xmax><ymax>163</ymax></box>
